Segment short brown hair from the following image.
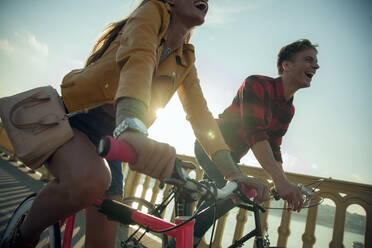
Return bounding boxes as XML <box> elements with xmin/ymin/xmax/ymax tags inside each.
<box><xmin>277</xmin><ymin>39</ymin><xmax>318</xmax><ymax>75</ymax></box>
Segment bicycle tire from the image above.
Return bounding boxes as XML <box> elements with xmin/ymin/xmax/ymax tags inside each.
<box><xmin>0</xmin><ymin>193</ymin><xmax>61</xmax><ymax>248</ymax></box>
<box><xmin>119</xmin><ymin>197</ymin><xmax>166</xmax><ymax>248</ymax></box>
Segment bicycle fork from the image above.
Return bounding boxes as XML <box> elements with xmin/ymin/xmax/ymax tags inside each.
<box><xmin>253</xmin><ymin>205</ymin><xmax>270</xmax><ymax>248</ymax></box>
<box><xmin>228</xmin><ymin>205</ymin><xmax>270</xmax><ymax>248</ymax></box>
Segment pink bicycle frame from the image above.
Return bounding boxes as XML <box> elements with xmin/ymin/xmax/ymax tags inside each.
<box><xmin>59</xmin><ymin>215</ymin><xmax>76</xmax><ymax>248</ymax></box>
<box><xmin>54</xmin><ymin>136</ymin><xmax>137</xmax><ymax>248</ymax></box>
<box><xmin>130</xmin><ymin>210</ymin><xmax>195</xmax><ymax>248</ymax></box>
<box><xmin>59</xmin><ymin>204</ymin><xmax>195</xmax><ymax>248</ymax></box>
<box><xmin>58</xmin><ymin>136</ymin><xmax>254</xmax><ymax>248</ymax></box>
<box><xmin>98</xmin><ymin>136</ymin><xmax>196</xmax><ymax>247</ymax></box>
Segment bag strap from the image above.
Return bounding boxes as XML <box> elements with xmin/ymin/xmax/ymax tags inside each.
<box><xmin>10</xmin><ymin>91</ymin><xmax>60</xmax><ymax>129</ymax></box>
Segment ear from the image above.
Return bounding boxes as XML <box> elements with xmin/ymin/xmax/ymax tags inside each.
<box><xmin>282</xmin><ymin>60</ymin><xmax>292</xmax><ymax>72</ymax></box>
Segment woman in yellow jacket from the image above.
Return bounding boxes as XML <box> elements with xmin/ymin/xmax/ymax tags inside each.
<box><xmin>4</xmin><ymin>0</ymin><xmax>269</xmax><ymax>247</ymax></box>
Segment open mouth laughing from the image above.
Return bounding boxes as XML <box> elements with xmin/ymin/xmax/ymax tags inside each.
<box><xmin>305</xmin><ymin>72</ymin><xmax>315</xmax><ymax>80</ymax></box>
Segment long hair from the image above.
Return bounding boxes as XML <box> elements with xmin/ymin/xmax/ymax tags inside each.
<box><xmin>85</xmin><ymin>19</ymin><xmax>127</xmax><ymax>66</ymax></box>
<box><xmin>85</xmin><ymin>0</ymin><xmax>163</xmax><ymax>66</ymax></box>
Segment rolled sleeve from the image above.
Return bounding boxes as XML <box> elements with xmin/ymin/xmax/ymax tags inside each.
<box><xmin>115</xmin><ymin>2</ymin><xmax>167</xmax><ymax>107</ymax></box>
<box><xmin>177</xmin><ymin>66</ymin><xmax>229</xmax><ymax>157</ymax></box>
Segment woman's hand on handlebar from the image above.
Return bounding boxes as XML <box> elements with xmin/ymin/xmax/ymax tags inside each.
<box><xmin>117</xmin><ymin>131</ymin><xmax>176</xmax><ymax>180</ymax></box>
<box><xmin>230</xmin><ymin>174</ymin><xmax>270</xmax><ymax>204</ymax></box>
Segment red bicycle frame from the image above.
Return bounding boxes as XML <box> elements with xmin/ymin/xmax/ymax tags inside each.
<box><xmin>58</xmin><ymin>198</ymin><xmax>195</xmax><ymax>248</ymax></box>
<box><xmin>129</xmin><ymin>210</ymin><xmax>195</xmax><ymax>248</ymax></box>
<box><xmin>57</xmin><ymin>136</ymin><xmax>195</xmax><ymax>248</ymax></box>
<box><xmin>50</xmin><ymin>136</ymin><xmax>256</xmax><ymax>248</ymax></box>
<box><xmin>59</xmin><ymin>215</ymin><xmax>76</xmax><ymax>248</ymax></box>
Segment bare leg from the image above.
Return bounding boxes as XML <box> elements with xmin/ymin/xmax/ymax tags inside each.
<box><xmin>85</xmin><ymin>194</ymin><xmax>122</xmax><ymax>248</ymax></box>
<box><xmin>19</xmin><ymin>130</ymin><xmax>111</xmax><ymax>242</ymax></box>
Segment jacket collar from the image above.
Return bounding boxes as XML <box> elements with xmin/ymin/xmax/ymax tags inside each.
<box><xmin>161</xmin><ymin>33</ymin><xmax>193</xmax><ymax>67</ymax></box>
<box><xmin>176</xmin><ymin>43</ymin><xmax>191</xmax><ymax>67</ymax></box>
<box><xmin>162</xmin><ymin>1</ymin><xmax>194</xmax><ymax>67</ymax></box>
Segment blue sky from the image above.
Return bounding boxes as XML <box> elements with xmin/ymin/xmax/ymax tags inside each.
<box><xmin>1</xmin><ymin>0</ymin><xmax>371</xmax><ymax>188</ymax></box>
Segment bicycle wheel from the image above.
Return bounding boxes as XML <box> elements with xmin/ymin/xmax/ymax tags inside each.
<box><xmin>119</xmin><ymin>197</ymin><xmax>166</xmax><ymax>248</ymax></box>
<box><xmin>0</xmin><ymin>193</ymin><xmax>61</xmax><ymax>248</ymax></box>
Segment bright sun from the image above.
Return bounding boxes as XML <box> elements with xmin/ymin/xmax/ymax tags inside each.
<box><xmin>156</xmin><ymin>108</ymin><xmax>165</xmax><ymax>118</ymax></box>
<box><xmin>149</xmin><ymin>100</ymin><xmax>195</xmax><ymax>156</ymax></box>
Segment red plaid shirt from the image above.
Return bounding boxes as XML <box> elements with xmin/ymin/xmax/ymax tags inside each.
<box><xmin>217</xmin><ymin>75</ymin><xmax>294</xmax><ymax>163</ymax></box>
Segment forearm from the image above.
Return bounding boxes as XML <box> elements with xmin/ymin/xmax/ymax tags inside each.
<box><xmin>212</xmin><ymin>150</ymin><xmax>242</xmax><ymax>179</ymax></box>
<box><xmin>115</xmin><ymin>97</ymin><xmax>147</xmax><ymax>125</ymax></box>
<box><xmin>251</xmin><ymin>140</ymin><xmax>287</xmax><ymax>184</ymax></box>
<box><xmin>277</xmin><ymin>161</ymin><xmax>284</xmax><ymax>171</ymax></box>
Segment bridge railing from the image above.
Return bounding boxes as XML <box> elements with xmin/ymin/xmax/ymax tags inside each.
<box><xmin>122</xmin><ymin>154</ymin><xmax>371</xmax><ymax>248</ymax></box>
<box><xmin>1</xmin><ymin>123</ymin><xmax>370</xmax><ymax>247</ymax></box>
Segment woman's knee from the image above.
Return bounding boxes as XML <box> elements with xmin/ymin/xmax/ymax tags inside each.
<box><xmin>75</xmin><ymin>161</ymin><xmax>111</xmax><ymax>202</ymax></box>
<box><xmin>63</xmin><ymin>165</ymin><xmax>111</xmax><ymax>208</ymax></box>
<box><xmin>47</xmin><ymin>130</ymin><xmax>112</xmax><ymax>207</ymax></box>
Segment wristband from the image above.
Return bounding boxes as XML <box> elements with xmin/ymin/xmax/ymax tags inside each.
<box><xmin>113</xmin><ymin>117</ymin><xmax>148</xmax><ymax>139</ymax></box>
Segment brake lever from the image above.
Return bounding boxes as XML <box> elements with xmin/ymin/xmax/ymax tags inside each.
<box><xmin>298</xmin><ymin>184</ymin><xmax>313</xmax><ymax>207</ymax></box>
<box><xmin>235</xmin><ymin>182</ymin><xmax>265</xmax><ymax>212</ymax></box>
<box><xmin>270</xmin><ymin>186</ymin><xmax>281</xmax><ymax>201</ymax></box>
<box><xmin>162</xmin><ymin>158</ymin><xmax>189</xmax><ymax>187</ymax></box>
<box><xmin>270</xmin><ymin>184</ymin><xmax>314</xmax><ymax>208</ymax></box>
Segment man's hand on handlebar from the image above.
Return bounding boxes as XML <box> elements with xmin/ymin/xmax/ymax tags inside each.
<box><xmin>230</xmin><ymin>173</ymin><xmax>270</xmax><ymax>204</ymax></box>
<box><xmin>273</xmin><ymin>180</ymin><xmax>303</xmax><ymax>212</ymax></box>
<box><xmin>99</xmin><ymin>136</ymin><xmax>315</xmax><ymax>213</ymax></box>
<box><xmin>117</xmin><ymin>131</ymin><xmax>176</xmax><ymax>180</ymax></box>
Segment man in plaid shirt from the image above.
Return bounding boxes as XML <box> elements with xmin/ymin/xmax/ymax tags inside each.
<box><xmin>192</xmin><ymin>39</ymin><xmax>320</xmax><ymax>246</ymax></box>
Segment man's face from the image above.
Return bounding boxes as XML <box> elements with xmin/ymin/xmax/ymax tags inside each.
<box><xmin>284</xmin><ymin>48</ymin><xmax>319</xmax><ymax>88</ymax></box>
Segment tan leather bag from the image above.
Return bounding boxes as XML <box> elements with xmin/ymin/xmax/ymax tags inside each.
<box><xmin>0</xmin><ymin>86</ymin><xmax>73</xmax><ymax>169</ymax></box>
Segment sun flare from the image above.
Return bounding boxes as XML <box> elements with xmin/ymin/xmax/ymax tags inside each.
<box><xmin>156</xmin><ymin>108</ymin><xmax>165</xmax><ymax>118</ymax></box>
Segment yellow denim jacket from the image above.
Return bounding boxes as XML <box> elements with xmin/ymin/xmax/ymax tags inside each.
<box><xmin>60</xmin><ymin>0</ymin><xmax>228</xmax><ymax>157</ymax></box>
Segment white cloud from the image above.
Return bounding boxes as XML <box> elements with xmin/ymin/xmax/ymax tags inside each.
<box><xmin>0</xmin><ymin>39</ymin><xmax>15</xmax><ymax>52</ymax></box>
<box><xmin>311</xmin><ymin>163</ymin><xmax>319</xmax><ymax>170</ymax></box>
<box><xmin>14</xmin><ymin>32</ymin><xmax>49</xmax><ymax>56</ymax></box>
<box><xmin>282</xmin><ymin>152</ymin><xmax>298</xmax><ymax>168</ymax></box>
<box><xmin>351</xmin><ymin>174</ymin><xmax>363</xmax><ymax>182</ymax></box>
<box><xmin>28</xmin><ymin>35</ymin><xmax>48</xmax><ymax>56</ymax></box>
<box><xmin>41</xmin><ymin>57</ymin><xmax>85</xmax><ymax>93</ymax></box>
<box><xmin>205</xmin><ymin>3</ymin><xmax>260</xmax><ymax>26</ymax></box>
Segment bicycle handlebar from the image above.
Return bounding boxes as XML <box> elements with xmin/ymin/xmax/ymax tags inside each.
<box><xmin>180</xmin><ymin>180</ymin><xmax>253</xmax><ymax>200</ymax></box>
<box><xmin>98</xmin><ymin>136</ymin><xmax>137</xmax><ymax>163</ymax></box>
<box><xmin>216</xmin><ymin>181</ymin><xmax>240</xmax><ymax>199</ymax></box>
<box><xmin>98</xmin><ymin>136</ymin><xmax>257</xmax><ymax>204</ymax></box>
<box><xmin>98</xmin><ymin>136</ymin><xmax>316</xmax><ymax>210</ymax></box>
<box><xmin>187</xmin><ymin>181</ymin><xmax>256</xmax><ymax>200</ymax></box>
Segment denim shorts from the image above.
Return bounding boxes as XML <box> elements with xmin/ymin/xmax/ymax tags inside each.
<box><xmin>67</xmin><ymin>106</ymin><xmax>123</xmax><ymax>196</ymax></box>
